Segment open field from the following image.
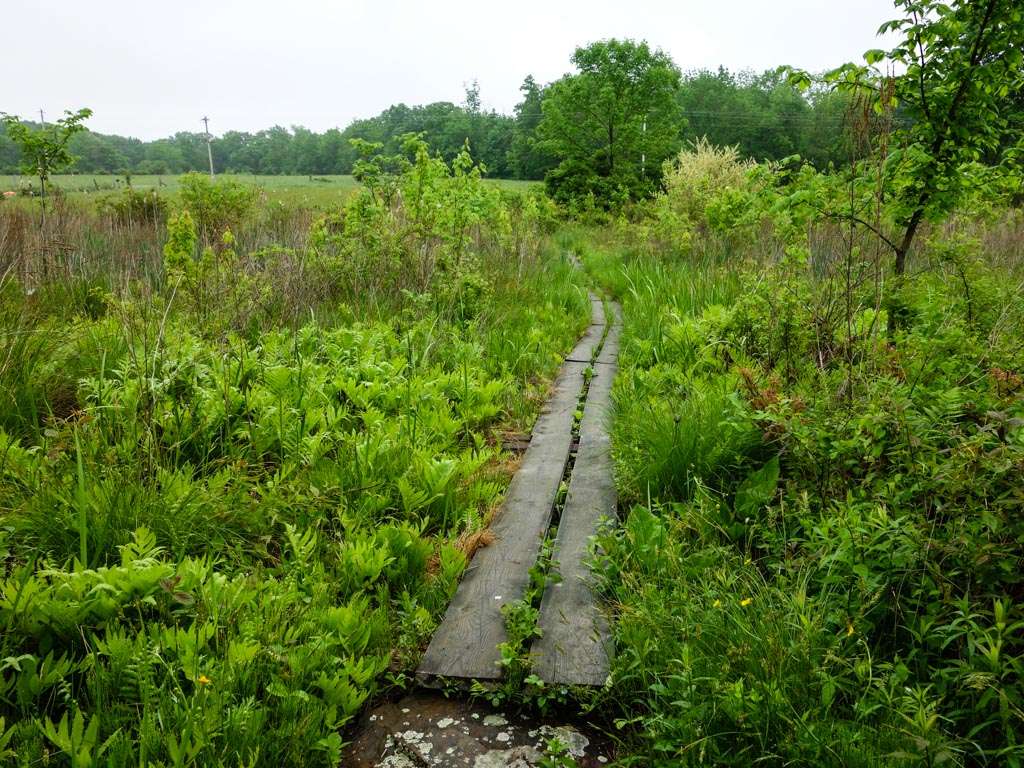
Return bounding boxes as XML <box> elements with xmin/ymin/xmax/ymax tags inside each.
<box><xmin>0</xmin><ymin>173</ymin><xmax>540</xmax><ymax>207</ymax></box>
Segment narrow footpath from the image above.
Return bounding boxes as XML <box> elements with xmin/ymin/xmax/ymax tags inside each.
<box><xmin>345</xmin><ymin>271</ymin><xmax>622</xmax><ymax>767</ymax></box>
<box><xmin>418</xmin><ymin>290</ymin><xmax>620</xmax><ymax>685</ymax></box>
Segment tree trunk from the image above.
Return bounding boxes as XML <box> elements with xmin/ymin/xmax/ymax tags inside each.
<box><xmin>894</xmin><ymin>208</ymin><xmax>923</xmax><ymax>276</ymax></box>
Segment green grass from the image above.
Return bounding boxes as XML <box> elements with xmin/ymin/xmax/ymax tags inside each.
<box><xmin>581</xmin><ymin>215</ymin><xmax>1024</xmax><ymax>765</ymax></box>
<box><xmin>5</xmin><ymin>137</ymin><xmax>1021</xmax><ymax>767</ymax></box>
<box><xmin>0</xmin><ymin>152</ymin><xmax>580</xmax><ymax>766</ymax></box>
<box><xmin>1</xmin><ymin>173</ymin><xmax>539</xmax><ymax>207</ymax></box>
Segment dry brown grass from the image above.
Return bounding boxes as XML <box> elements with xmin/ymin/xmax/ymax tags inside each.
<box><xmin>0</xmin><ymin>196</ymin><xmax>317</xmax><ymax>294</ymax></box>
<box><xmin>455</xmin><ymin>528</ymin><xmax>496</xmax><ymax>562</ymax></box>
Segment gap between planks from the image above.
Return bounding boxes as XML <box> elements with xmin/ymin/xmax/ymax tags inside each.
<box><xmin>531</xmin><ymin>302</ymin><xmax>621</xmax><ymax>686</ymax></box>
<box><xmin>416</xmin><ymin>291</ymin><xmax>609</xmax><ymax>682</ymax></box>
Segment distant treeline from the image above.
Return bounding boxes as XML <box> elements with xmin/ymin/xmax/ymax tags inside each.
<box><xmin>0</xmin><ymin>68</ymin><xmax>854</xmax><ymax>179</ymax></box>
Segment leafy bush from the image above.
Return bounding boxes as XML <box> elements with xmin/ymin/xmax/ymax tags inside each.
<box><xmin>658</xmin><ymin>138</ymin><xmax>757</xmax><ymax>228</ymax></box>
<box><xmin>584</xmin><ymin>191</ymin><xmax>1024</xmax><ymax>764</ymax></box>
<box><xmin>310</xmin><ymin>135</ymin><xmax>521</xmax><ymax>321</ymax></box>
<box><xmin>177</xmin><ymin>172</ymin><xmax>256</xmax><ymax>243</ymax></box>
<box><xmin>98</xmin><ymin>187</ymin><xmax>167</xmax><ymax>226</ymax></box>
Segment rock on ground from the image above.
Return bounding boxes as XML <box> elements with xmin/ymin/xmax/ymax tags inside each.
<box><xmin>343</xmin><ymin>692</ymin><xmax>612</xmax><ymax>767</ymax></box>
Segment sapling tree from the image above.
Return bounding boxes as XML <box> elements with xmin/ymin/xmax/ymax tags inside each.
<box><xmin>790</xmin><ymin>0</ymin><xmax>1024</xmax><ymax>275</ymax></box>
<box><xmin>0</xmin><ymin>108</ymin><xmax>92</xmax><ymax>223</ymax></box>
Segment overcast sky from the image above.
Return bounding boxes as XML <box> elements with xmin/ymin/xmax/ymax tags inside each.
<box><xmin>6</xmin><ymin>0</ymin><xmax>899</xmax><ymax>140</ymax></box>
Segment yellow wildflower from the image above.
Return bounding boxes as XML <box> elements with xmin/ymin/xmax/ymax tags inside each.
<box><xmin>197</xmin><ymin>674</ymin><xmax>212</xmax><ymax>686</ymax></box>
<box><xmin>740</xmin><ymin>597</ymin><xmax>753</xmax><ymax>607</ymax></box>
<box><xmin>713</xmin><ymin>599</ymin><xmax>722</xmax><ymax>608</ymax></box>
<box><xmin>846</xmin><ymin>622</ymin><xmax>855</xmax><ymax>637</ymax></box>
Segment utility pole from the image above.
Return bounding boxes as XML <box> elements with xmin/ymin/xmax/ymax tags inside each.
<box><xmin>641</xmin><ymin>118</ymin><xmax>647</xmax><ymax>179</ymax></box>
<box><xmin>201</xmin><ymin>116</ymin><xmax>215</xmax><ymax>177</ymax></box>
<box><xmin>39</xmin><ymin>109</ymin><xmax>45</xmax><ymax>126</ymax></box>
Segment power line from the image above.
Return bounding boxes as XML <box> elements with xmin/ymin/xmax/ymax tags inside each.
<box><xmin>676</xmin><ymin>109</ymin><xmax>912</xmax><ymax>127</ymax></box>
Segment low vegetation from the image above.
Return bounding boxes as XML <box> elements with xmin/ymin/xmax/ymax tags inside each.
<box><xmin>0</xmin><ymin>138</ymin><xmax>585</xmax><ymax>765</ymax></box>
<box><xmin>581</xmin><ymin>116</ymin><xmax>1023</xmax><ymax>767</ymax></box>
<box><xmin>0</xmin><ymin>1</ymin><xmax>1021</xmax><ymax>766</ymax></box>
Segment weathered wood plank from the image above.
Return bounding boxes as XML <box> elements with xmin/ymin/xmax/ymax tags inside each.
<box><xmin>532</xmin><ymin>304</ymin><xmax>621</xmax><ymax>686</ymax></box>
<box><xmin>416</xmin><ymin>296</ymin><xmax>605</xmax><ymax>681</ymax></box>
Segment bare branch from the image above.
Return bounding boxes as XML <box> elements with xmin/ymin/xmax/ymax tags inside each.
<box><xmin>808</xmin><ymin>202</ymin><xmax>901</xmax><ymax>255</ymax></box>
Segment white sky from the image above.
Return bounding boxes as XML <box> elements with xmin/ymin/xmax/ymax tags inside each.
<box><xmin>5</xmin><ymin>0</ymin><xmax>899</xmax><ymax>140</ymax></box>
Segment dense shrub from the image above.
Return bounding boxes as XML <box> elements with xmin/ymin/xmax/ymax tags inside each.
<box><xmin>583</xmin><ymin>158</ymin><xmax>1024</xmax><ymax>763</ymax></box>
<box><xmin>0</xmin><ymin>140</ymin><xmax>587</xmax><ymax>765</ymax></box>
<box><xmin>177</xmin><ymin>172</ymin><xmax>256</xmax><ymax>243</ymax></box>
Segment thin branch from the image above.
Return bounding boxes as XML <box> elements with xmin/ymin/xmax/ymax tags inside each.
<box><xmin>912</xmin><ymin>9</ymin><xmax>932</xmax><ymax>121</ymax></box>
<box><xmin>809</xmin><ymin>202</ymin><xmax>901</xmax><ymax>255</ymax></box>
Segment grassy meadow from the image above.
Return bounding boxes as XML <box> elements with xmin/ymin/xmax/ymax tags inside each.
<box><xmin>0</xmin><ymin>173</ymin><xmax>539</xmax><ymax>208</ymax></box>
<box><xmin>2</xmin><ymin>138</ymin><xmax>1021</xmax><ymax>767</ymax></box>
<box><xmin>0</xmin><ymin>147</ymin><xmax>587</xmax><ymax>765</ymax></box>
<box><xmin>573</xmin><ymin>144</ymin><xmax>1024</xmax><ymax>765</ymax></box>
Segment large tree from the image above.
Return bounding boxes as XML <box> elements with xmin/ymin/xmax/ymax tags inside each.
<box><xmin>538</xmin><ymin>39</ymin><xmax>682</xmax><ymax>205</ymax></box>
<box><xmin>508</xmin><ymin>75</ymin><xmax>555</xmax><ymax>180</ymax></box>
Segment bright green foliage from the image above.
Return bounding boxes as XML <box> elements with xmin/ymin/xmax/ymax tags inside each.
<box><xmin>0</xmin><ymin>525</ymin><xmax>395</xmax><ymax>764</ymax></box>
<box><xmin>583</xmin><ymin>148</ymin><xmax>1024</xmax><ymax>763</ymax></box>
<box><xmin>161</xmin><ymin>212</ymin><xmax>264</xmax><ymax>335</ymax></box>
<box><xmin>539</xmin><ymin>39</ymin><xmax>683</xmax><ymax>207</ymax></box>
<box><xmin>874</xmin><ymin>0</ymin><xmax>1024</xmax><ymax>269</ymax></box>
<box><xmin>0</xmin><ymin>108</ymin><xmax>92</xmax><ymax>217</ymax></box>
<box><xmin>581</xmin><ymin>239</ymin><xmax>753</xmax><ymax>501</ymax></box>
<box><xmin>660</xmin><ymin>140</ymin><xmax>756</xmax><ymax>225</ymax></box>
<box><xmin>177</xmin><ymin>172</ymin><xmax>256</xmax><ymax>243</ymax></box>
<box><xmin>790</xmin><ymin>0</ymin><xmax>1024</xmax><ymax>274</ymax></box>
<box><xmin>312</xmin><ymin>134</ymin><xmax>552</xmax><ymax>324</ymax></box>
<box><xmin>643</xmin><ymin>139</ymin><xmax>765</xmax><ymax>254</ymax></box>
<box><xmin>163</xmin><ymin>210</ymin><xmax>197</xmax><ymax>271</ymax></box>
<box><xmin>0</xmin><ymin>136</ymin><xmax>587</xmax><ymax>764</ymax></box>
<box><xmin>39</xmin><ymin>710</ymin><xmax>116</xmax><ymax>768</ymax></box>
<box><xmin>4</xmin><ymin>13</ymin><xmax>1019</xmax><ymax>764</ymax></box>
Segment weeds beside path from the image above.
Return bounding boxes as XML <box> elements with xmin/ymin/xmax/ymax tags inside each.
<box><xmin>0</xmin><ymin>147</ymin><xmax>585</xmax><ymax>766</ymax></box>
<box><xmin>574</xmin><ymin>211</ymin><xmax>1024</xmax><ymax>766</ymax></box>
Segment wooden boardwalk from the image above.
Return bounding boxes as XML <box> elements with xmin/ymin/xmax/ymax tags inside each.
<box><xmin>417</xmin><ymin>295</ymin><xmax>609</xmax><ymax>681</ymax></box>
<box><xmin>532</xmin><ymin>303</ymin><xmax>620</xmax><ymax>686</ymax></box>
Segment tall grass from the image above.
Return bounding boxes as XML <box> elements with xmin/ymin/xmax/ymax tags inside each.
<box><xmin>581</xmin><ymin>178</ymin><xmax>1024</xmax><ymax>763</ymax></box>
<box><xmin>574</xmin><ymin>234</ymin><xmax>756</xmax><ymax>503</ymax></box>
<box><xmin>0</xmin><ymin>194</ymin><xmax>316</xmax><ymax>294</ymax></box>
<box><xmin>0</xmin><ymin>167</ymin><xmax>586</xmax><ymax>765</ymax></box>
